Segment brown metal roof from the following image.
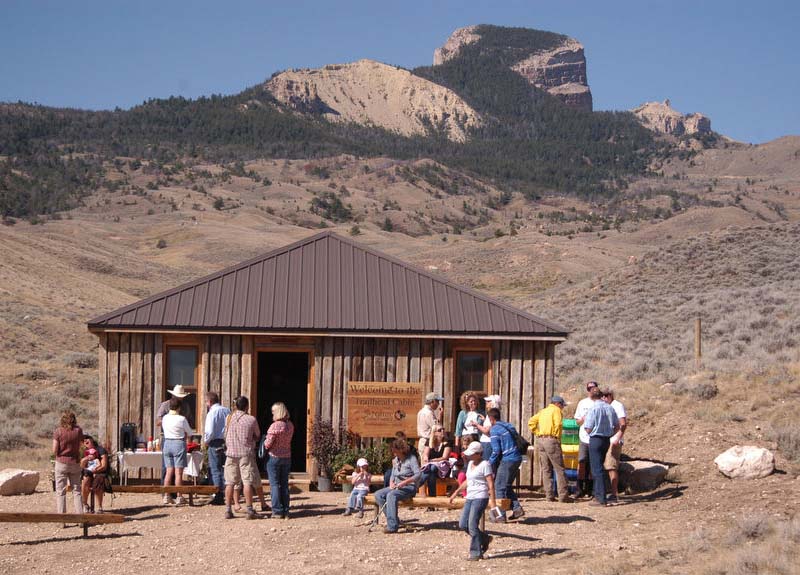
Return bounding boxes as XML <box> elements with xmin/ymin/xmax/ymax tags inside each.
<box><xmin>88</xmin><ymin>231</ymin><xmax>568</xmax><ymax>338</ymax></box>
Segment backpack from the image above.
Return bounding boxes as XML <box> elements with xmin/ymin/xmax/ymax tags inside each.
<box><xmin>501</xmin><ymin>422</ymin><xmax>530</xmax><ymax>455</ymax></box>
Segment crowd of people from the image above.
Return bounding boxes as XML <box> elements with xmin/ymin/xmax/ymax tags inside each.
<box><xmin>52</xmin><ymin>380</ymin><xmax>626</xmax><ymax>561</ymax></box>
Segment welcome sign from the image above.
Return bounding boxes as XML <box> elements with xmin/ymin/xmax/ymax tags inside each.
<box><xmin>346</xmin><ymin>382</ymin><xmax>423</xmax><ymax>438</ymax></box>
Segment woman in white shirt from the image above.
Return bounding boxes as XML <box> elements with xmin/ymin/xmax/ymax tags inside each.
<box><xmin>449</xmin><ymin>441</ymin><xmax>497</xmax><ymax>561</ymax></box>
<box><xmin>161</xmin><ymin>397</ymin><xmax>193</xmax><ymax>505</ymax></box>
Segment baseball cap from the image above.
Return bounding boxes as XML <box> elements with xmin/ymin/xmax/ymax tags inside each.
<box><xmin>485</xmin><ymin>395</ymin><xmax>501</xmax><ymax>406</ymax></box>
<box><xmin>463</xmin><ymin>441</ymin><xmax>482</xmax><ymax>456</ymax></box>
<box><xmin>425</xmin><ymin>392</ymin><xmax>444</xmax><ymax>403</ymax></box>
<box><xmin>356</xmin><ymin>458</ymin><xmax>369</xmax><ymax>468</ymax></box>
<box><xmin>551</xmin><ymin>395</ymin><xmax>566</xmax><ymax>406</ymax></box>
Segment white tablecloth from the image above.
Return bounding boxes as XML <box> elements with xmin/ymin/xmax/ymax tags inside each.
<box><xmin>118</xmin><ymin>451</ymin><xmax>203</xmax><ymax>484</ymax></box>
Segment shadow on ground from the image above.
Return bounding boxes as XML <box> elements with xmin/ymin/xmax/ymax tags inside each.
<box><xmin>3</xmin><ymin>532</ymin><xmax>142</xmax><ymax>546</ymax></box>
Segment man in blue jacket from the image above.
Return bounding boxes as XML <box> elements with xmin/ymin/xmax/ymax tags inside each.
<box><xmin>487</xmin><ymin>408</ymin><xmax>524</xmax><ymax>520</ymax></box>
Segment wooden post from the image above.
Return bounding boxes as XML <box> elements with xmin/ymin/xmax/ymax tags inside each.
<box><xmin>694</xmin><ymin>317</ymin><xmax>702</xmax><ymax>369</ymax></box>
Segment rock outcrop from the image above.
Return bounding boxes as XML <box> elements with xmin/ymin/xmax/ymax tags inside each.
<box><xmin>0</xmin><ymin>468</ymin><xmax>39</xmax><ymax>496</ymax></box>
<box><xmin>433</xmin><ymin>26</ymin><xmax>593</xmax><ymax>111</ymax></box>
<box><xmin>264</xmin><ymin>59</ymin><xmax>481</xmax><ymax>142</ymax></box>
<box><xmin>714</xmin><ymin>445</ymin><xmax>775</xmax><ymax>480</ymax></box>
<box><xmin>632</xmin><ymin>99</ymin><xmax>711</xmax><ymax>136</ymax></box>
<box><xmin>433</xmin><ymin>25</ymin><xmax>482</xmax><ymax>66</ymax></box>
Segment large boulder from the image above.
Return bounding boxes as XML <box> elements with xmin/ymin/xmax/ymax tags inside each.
<box><xmin>619</xmin><ymin>460</ymin><xmax>669</xmax><ymax>492</ymax></box>
<box><xmin>714</xmin><ymin>446</ymin><xmax>775</xmax><ymax>480</ymax></box>
<box><xmin>0</xmin><ymin>468</ymin><xmax>40</xmax><ymax>495</ymax></box>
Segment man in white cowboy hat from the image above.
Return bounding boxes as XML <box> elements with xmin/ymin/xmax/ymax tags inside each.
<box><xmin>417</xmin><ymin>392</ymin><xmax>443</xmax><ymax>454</ymax></box>
<box><xmin>156</xmin><ymin>385</ymin><xmax>194</xmax><ymax>498</ymax></box>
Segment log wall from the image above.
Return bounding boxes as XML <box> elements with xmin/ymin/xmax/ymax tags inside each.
<box><xmin>98</xmin><ymin>331</ymin><xmax>557</xmax><ymax>485</ymax></box>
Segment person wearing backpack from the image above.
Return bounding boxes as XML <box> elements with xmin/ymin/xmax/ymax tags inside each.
<box><xmin>487</xmin><ymin>408</ymin><xmax>525</xmax><ymax>521</ymax></box>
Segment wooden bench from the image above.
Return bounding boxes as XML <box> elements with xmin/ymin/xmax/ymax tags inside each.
<box><xmin>363</xmin><ymin>495</ymin><xmax>511</xmax><ymax>529</ymax></box>
<box><xmin>364</xmin><ymin>494</ymin><xmax>465</xmax><ymax>509</ymax></box>
<box><xmin>112</xmin><ymin>484</ymin><xmax>218</xmax><ymax>506</ymax></box>
<box><xmin>0</xmin><ymin>512</ymin><xmax>124</xmax><ymax>538</ymax></box>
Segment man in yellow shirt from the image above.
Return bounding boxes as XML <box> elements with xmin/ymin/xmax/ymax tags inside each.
<box><xmin>528</xmin><ymin>396</ymin><xmax>572</xmax><ymax>503</ymax></box>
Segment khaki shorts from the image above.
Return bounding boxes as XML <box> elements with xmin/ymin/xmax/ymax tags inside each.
<box><xmin>604</xmin><ymin>443</ymin><xmax>622</xmax><ymax>471</ymax></box>
<box><xmin>224</xmin><ymin>453</ymin><xmax>256</xmax><ymax>486</ymax></box>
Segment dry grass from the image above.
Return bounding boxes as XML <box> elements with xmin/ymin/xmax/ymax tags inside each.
<box><xmin>704</xmin><ymin>515</ymin><xmax>800</xmax><ymax>575</ymax></box>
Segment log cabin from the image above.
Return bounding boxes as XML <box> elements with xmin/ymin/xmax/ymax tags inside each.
<box><xmin>88</xmin><ymin>231</ymin><xmax>568</xmax><ymax>484</ymax></box>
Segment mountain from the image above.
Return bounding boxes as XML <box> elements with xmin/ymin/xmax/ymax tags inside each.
<box><xmin>264</xmin><ymin>59</ymin><xmax>481</xmax><ymax>142</ymax></box>
<box><xmin>1</xmin><ymin>24</ymin><xmax>675</xmax><ymax>221</ymax></box>
<box><xmin>433</xmin><ymin>25</ymin><xmax>592</xmax><ymax>111</ymax></box>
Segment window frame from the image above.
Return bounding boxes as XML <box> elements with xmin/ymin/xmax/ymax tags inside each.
<box><xmin>164</xmin><ymin>344</ymin><xmax>201</xmax><ymax>431</ymax></box>
<box><xmin>452</xmin><ymin>345</ymin><xmax>492</xmax><ymax>425</ymax></box>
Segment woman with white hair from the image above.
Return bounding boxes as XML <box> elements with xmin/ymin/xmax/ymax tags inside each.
<box><xmin>264</xmin><ymin>402</ymin><xmax>294</xmax><ymax>519</ymax></box>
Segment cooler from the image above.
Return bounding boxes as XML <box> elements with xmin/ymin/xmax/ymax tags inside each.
<box><xmin>562</xmin><ymin>443</ymin><xmax>579</xmax><ymax>470</ymax></box>
<box><xmin>561</xmin><ymin>418</ymin><xmax>579</xmax><ymax>445</ymax></box>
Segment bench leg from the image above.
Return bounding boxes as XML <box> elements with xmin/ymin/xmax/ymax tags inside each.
<box><xmin>189</xmin><ymin>493</ymin><xmax>194</xmax><ymax>506</ymax></box>
<box><xmin>83</xmin><ymin>522</ymin><xmax>88</xmax><ymax>538</ymax></box>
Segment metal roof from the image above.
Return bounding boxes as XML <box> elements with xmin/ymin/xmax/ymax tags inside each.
<box><xmin>88</xmin><ymin>231</ymin><xmax>568</xmax><ymax>338</ymax></box>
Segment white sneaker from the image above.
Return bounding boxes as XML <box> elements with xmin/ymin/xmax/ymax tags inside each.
<box><xmin>175</xmin><ymin>496</ymin><xmax>186</xmax><ymax>506</ymax></box>
<box><xmin>162</xmin><ymin>495</ymin><xmax>171</xmax><ymax>505</ymax></box>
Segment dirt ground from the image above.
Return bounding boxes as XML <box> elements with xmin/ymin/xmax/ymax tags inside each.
<box><xmin>1</xmin><ymin>461</ymin><xmax>798</xmax><ymax>575</ymax></box>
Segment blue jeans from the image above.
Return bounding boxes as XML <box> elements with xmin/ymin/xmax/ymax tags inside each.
<box><xmin>267</xmin><ymin>456</ymin><xmax>291</xmax><ymax>516</ymax></box>
<box><xmin>459</xmin><ymin>498</ymin><xmax>489</xmax><ymax>558</ymax></box>
<box><xmin>494</xmin><ymin>458</ymin><xmax>522</xmax><ymax>511</ymax></box>
<box><xmin>374</xmin><ymin>485</ymin><xmax>416</xmax><ymax>532</ymax></box>
<box><xmin>347</xmin><ymin>489</ymin><xmax>368</xmax><ymax>510</ymax></box>
<box><xmin>481</xmin><ymin>442</ymin><xmax>493</xmax><ymax>462</ymax></box>
<box><xmin>589</xmin><ymin>436</ymin><xmax>611</xmax><ymax>504</ymax></box>
<box><xmin>207</xmin><ymin>439</ymin><xmax>225</xmax><ymax>497</ymax></box>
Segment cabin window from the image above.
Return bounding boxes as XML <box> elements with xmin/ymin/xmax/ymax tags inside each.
<box><xmin>166</xmin><ymin>346</ymin><xmax>199</xmax><ymax>430</ymax></box>
<box><xmin>455</xmin><ymin>349</ymin><xmax>489</xmax><ymax>411</ymax></box>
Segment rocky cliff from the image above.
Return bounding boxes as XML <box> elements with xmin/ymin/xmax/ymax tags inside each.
<box><xmin>264</xmin><ymin>59</ymin><xmax>481</xmax><ymax>142</ymax></box>
<box><xmin>632</xmin><ymin>99</ymin><xmax>711</xmax><ymax>136</ymax></box>
<box><xmin>433</xmin><ymin>25</ymin><xmax>593</xmax><ymax>111</ymax></box>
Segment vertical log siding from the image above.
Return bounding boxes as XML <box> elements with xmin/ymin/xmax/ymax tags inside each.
<box><xmin>98</xmin><ymin>331</ymin><xmax>555</xmax><ymax>482</ymax></box>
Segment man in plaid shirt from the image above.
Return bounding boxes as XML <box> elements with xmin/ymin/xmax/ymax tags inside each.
<box><xmin>224</xmin><ymin>396</ymin><xmax>261</xmax><ymax>519</ymax></box>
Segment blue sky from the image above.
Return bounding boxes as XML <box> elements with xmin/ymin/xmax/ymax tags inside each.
<box><xmin>2</xmin><ymin>0</ymin><xmax>797</xmax><ymax>143</ymax></box>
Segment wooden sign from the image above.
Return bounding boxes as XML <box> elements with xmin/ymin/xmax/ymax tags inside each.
<box><xmin>347</xmin><ymin>382</ymin><xmax>423</xmax><ymax>438</ymax></box>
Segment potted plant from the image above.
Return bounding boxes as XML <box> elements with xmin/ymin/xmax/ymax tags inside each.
<box><xmin>310</xmin><ymin>416</ymin><xmax>339</xmax><ymax>491</ymax></box>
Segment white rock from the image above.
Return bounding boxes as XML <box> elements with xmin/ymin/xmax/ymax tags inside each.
<box><xmin>0</xmin><ymin>468</ymin><xmax>40</xmax><ymax>495</ymax></box>
<box><xmin>714</xmin><ymin>445</ymin><xmax>775</xmax><ymax>480</ymax></box>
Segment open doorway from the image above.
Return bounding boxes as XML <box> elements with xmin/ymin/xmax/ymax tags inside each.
<box><xmin>256</xmin><ymin>351</ymin><xmax>310</xmax><ymax>472</ymax></box>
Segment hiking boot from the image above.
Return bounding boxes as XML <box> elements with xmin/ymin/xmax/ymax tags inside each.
<box><xmin>356</xmin><ymin>509</ymin><xmax>364</xmax><ymax>519</ymax></box>
<box><xmin>224</xmin><ymin>510</ymin><xmax>234</xmax><ymax>519</ymax></box>
<box><xmin>246</xmin><ymin>510</ymin><xmax>258</xmax><ymax>520</ymax></box>
<box><xmin>343</xmin><ymin>508</ymin><xmax>352</xmax><ymax>516</ymax></box>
